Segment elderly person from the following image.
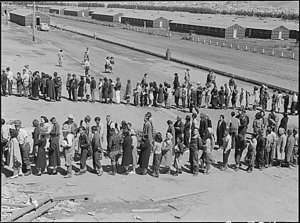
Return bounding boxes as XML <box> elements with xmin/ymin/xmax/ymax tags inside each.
<box><xmin>161</xmin><ymin>132</ymin><xmax>174</xmax><ymax>175</ymax></box>
<box><xmin>8</xmin><ymin>129</ymin><xmax>23</xmax><ymax>179</ymax></box>
<box><xmin>276</xmin><ymin>127</ymin><xmax>287</xmax><ymax>167</ymax></box>
<box><xmin>189</xmin><ymin>129</ymin><xmax>203</xmax><ymax>176</ymax></box>
<box><xmin>285</xmin><ymin>129</ymin><xmax>295</xmax><ymax>169</ymax></box>
<box><xmin>48</xmin><ymin>117</ymin><xmax>60</xmax><ymax>175</ymax></box>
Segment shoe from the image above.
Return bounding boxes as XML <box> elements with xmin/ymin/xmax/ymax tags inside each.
<box><xmin>193</xmin><ymin>172</ymin><xmax>198</xmax><ymax>177</ymax></box>
<box><xmin>178</xmin><ymin>169</ymin><xmax>182</xmax><ymax>174</ymax></box>
<box><xmin>97</xmin><ymin>169</ymin><xmax>103</xmax><ymax>176</ymax></box>
<box><xmin>247</xmin><ymin>168</ymin><xmax>252</xmax><ymax>173</ymax></box>
<box><xmin>36</xmin><ymin>172</ymin><xmax>42</xmax><ymax>176</ymax></box>
<box><xmin>122</xmin><ymin>170</ymin><xmax>129</xmax><ymax>175</ymax></box>
<box><xmin>52</xmin><ymin>171</ymin><xmax>57</xmax><ymax>175</ymax></box>
<box><xmin>10</xmin><ymin>175</ymin><xmax>18</xmax><ymax>179</ymax></box>
<box><xmin>235</xmin><ymin>167</ymin><xmax>239</xmax><ymax>172</ymax></box>
<box><xmin>64</xmin><ymin>174</ymin><xmax>72</xmax><ymax>178</ymax></box>
<box><xmin>108</xmin><ymin>165</ymin><xmax>116</xmax><ymax>176</ymax></box>
<box><xmin>173</xmin><ymin>171</ymin><xmax>178</xmax><ymax>177</ymax></box>
<box><xmin>259</xmin><ymin>167</ymin><xmax>264</xmax><ymax>171</ymax></box>
<box><xmin>203</xmin><ymin>171</ymin><xmax>209</xmax><ymax>175</ymax></box>
<box><xmin>75</xmin><ymin>171</ymin><xmax>83</xmax><ymax>176</ymax></box>
<box><xmin>24</xmin><ymin>170</ymin><xmax>32</xmax><ymax>176</ymax></box>
<box><xmin>129</xmin><ymin>171</ymin><xmax>135</xmax><ymax>174</ymax></box>
<box><xmin>141</xmin><ymin>171</ymin><xmax>147</xmax><ymax>175</ymax></box>
<box><xmin>220</xmin><ymin>167</ymin><xmax>225</xmax><ymax>171</ymax></box>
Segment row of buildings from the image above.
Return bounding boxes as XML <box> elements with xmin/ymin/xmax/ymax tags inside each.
<box><xmin>8</xmin><ymin>6</ymin><xmax>299</xmax><ymax>40</ymax></box>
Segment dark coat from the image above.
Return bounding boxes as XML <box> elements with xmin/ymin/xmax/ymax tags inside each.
<box><xmin>102</xmin><ymin>80</ymin><xmax>109</xmax><ymax>99</ymax></box>
<box><xmin>108</xmin><ymin>82</ymin><xmax>113</xmax><ymax>99</ymax></box>
<box><xmin>138</xmin><ymin>139</ymin><xmax>151</xmax><ymax>169</ymax></box>
<box><xmin>47</xmin><ymin>79</ymin><xmax>56</xmax><ymax>99</ymax></box>
<box><xmin>173</xmin><ymin>76</ymin><xmax>179</xmax><ymax>89</ymax></box>
<box><xmin>218</xmin><ymin>89</ymin><xmax>225</xmax><ymax>105</ymax></box>
<box><xmin>234</xmin><ymin>134</ymin><xmax>247</xmax><ymax>150</ymax></box>
<box><xmin>78</xmin><ymin>80</ymin><xmax>85</xmax><ymax>97</ymax></box>
<box><xmin>279</xmin><ymin>117</ymin><xmax>289</xmax><ymax>131</ymax></box>
<box><xmin>34</xmin><ymin>137</ymin><xmax>47</xmax><ymax>172</ymax></box>
<box><xmin>216</xmin><ymin>120</ymin><xmax>227</xmax><ymax>145</ymax></box>
<box><xmin>199</xmin><ymin>119</ymin><xmax>208</xmax><ymax>138</ymax></box>
<box><xmin>157</xmin><ymin>87</ymin><xmax>164</xmax><ymax>103</ymax></box>
<box><xmin>32</xmin><ymin>78</ymin><xmax>40</xmax><ymax>98</ymax></box>
<box><xmin>211</xmin><ymin>88</ymin><xmax>219</xmax><ymax>107</ymax></box>
<box><xmin>207</xmin><ymin>118</ymin><xmax>212</xmax><ymax>128</ymax></box>
<box><xmin>121</xmin><ymin>134</ymin><xmax>133</xmax><ymax>166</ymax></box>
<box><xmin>238</xmin><ymin>116</ymin><xmax>248</xmax><ymax>135</ymax></box>
<box><xmin>174</xmin><ymin>121</ymin><xmax>184</xmax><ymax>140</ymax></box>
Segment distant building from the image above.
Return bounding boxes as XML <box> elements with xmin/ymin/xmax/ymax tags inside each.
<box><xmin>49</xmin><ymin>6</ymin><xmax>66</xmax><ymax>15</ymax></box>
<box><xmin>10</xmin><ymin>9</ymin><xmax>50</xmax><ymax>26</ymax></box>
<box><xmin>63</xmin><ymin>8</ymin><xmax>89</xmax><ymax>17</ymax></box>
<box><xmin>91</xmin><ymin>11</ymin><xmax>124</xmax><ymax>23</ymax></box>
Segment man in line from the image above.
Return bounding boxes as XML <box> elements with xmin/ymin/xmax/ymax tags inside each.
<box><xmin>227</xmin><ymin>111</ymin><xmax>239</xmax><ymax>149</ymax></box>
<box><xmin>70</xmin><ymin>74</ymin><xmax>78</xmax><ymax>102</ymax></box>
<box><xmin>114</xmin><ymin>77</ymin><xmax>122</xmax><ymax>104</ymax></box>
<box><xmin>66</xmin><ymin>73</ymin><xmax>72</xmax><ymax>101</ymax></box>
<box><xmin>61</xmin><ymin>124</ymin><xmax>74</xmax><ymax>178</ymax></box>
<box><xmin>107</xmin><ymin>128</ymin><xmax>122</xmax><ymax>175</ymax></box>
<box><xmin>234</xmin><ymin>134</ymin><xmax>247</xmax><ymax>171</ymax></box>
<box><xmin>189</xmin><ymin>86</ymin><xmax>199</xmax><ymax>114</ymax></box>
<box><xmin>216</xmin><ymin>115</ymin><xmax>227</xmax><ymax>149</ymax></box>
<box><xmin>174</xmin><ymin>116</ymin><xmax>184</xmax><ymax>141</ymax></box>
<box><xmin>285</xmin><ymin>129</ymin><xmax>295</xmax><ymax>169</ymax></box>
<box><xmin>91</xmin><ymin>126</ymin><xmax>104</xmax><ymax>176</ymax></box>
<box><xmin>220</xmin><ymin>130</ymin><xmax>232</xmax><ymax>171</ymax></box>
<box><xmin>1</xmin><ymin>69</ymin><xmax>7</xmax><ymax>97</ymax></box>
<box><xmin>58</xmin><ymin>49</ymin><xmax>64</xmax><ymax>67</ymax></box>
<box><xmin>6</xmin><ymin>67</ymin><xmax>13</xmax><ymax>96</ymax></box>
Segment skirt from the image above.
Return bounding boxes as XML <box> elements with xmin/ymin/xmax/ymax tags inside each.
<box><xmin>36</xmin><ymin>147</ymin><xmax>46</xmax><ymax>172</ymax></box>
<box><xmin>48</xmin><ymin>137</ymin><xmax>61</xmax><ymax>167</ymax></box>
<box><xmin>132</xmin><ymin>146</ymin><xmax>138</xmax><ymax>165</ymax></box>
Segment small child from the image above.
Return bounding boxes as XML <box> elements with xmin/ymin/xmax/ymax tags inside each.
<box><xmin>202</xmin><ymin>131</ymin><xmax>215</xmax><ymax>174</ymax></box>
<box><xmin>173</xmin><ymin>136</ymin><xmax>184</xmax><ymax>176</ymax></box>
<box><xmin>85</xmin><ymin>77</ymin><xmax>91</xmax><ymax>101</ymax></box>
<box><xmin>152</xmin><ymin>132</ymin><xmax>163</xmax><ymax>178</ymax></box>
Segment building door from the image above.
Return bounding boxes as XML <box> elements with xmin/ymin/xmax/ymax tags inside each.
<box><xmin>36</xmin><ymin>17</ymin><xmax>41</xmax><ymax>26</ymax></box>
<box><xmin>118</xmin><ymin>16</ymin><xmax>121</xmax><ymax>23</ymax></box>
<box><xmin>233</xmin><ymin>29</ymin><xmax>237</xmax><ymax>38</ymax></box>
<box><xmin>82</xmin><ymin>11</ymin><xmax>84</xmax><ymax>17</ymax></box>
<box><xmin>159</xmin><ymin>21</ymin><xmax>163</xmax><ymax>28</ymax></box>
<box><xmin>248</xmin><ymin>28</ymin><xmax>251</xmax><ymax>37</ymax></box>
<box><xmin>278</xmin><ymin>31</ymin><xmax>282</xmax><ymax>39</ymax></box>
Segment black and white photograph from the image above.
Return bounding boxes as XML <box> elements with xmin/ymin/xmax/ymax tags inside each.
<box><xmin>1</xmin><ymin>1</ymin><xmax>299</xmax><ymax>222</ymax></box>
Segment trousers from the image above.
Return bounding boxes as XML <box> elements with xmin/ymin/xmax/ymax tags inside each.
<box><xmin>80</xmin><ymin>148</ymin><xmax>88</xmax><ymax>170</ymax></box>
<box><xmin>189</xmin><ymin>148</ymin><xmax>199</xmax><ymax>173</ymax></box>
<box><xmin>174</xmin><ymin>152</ymin><xmax>182</xmax><ymax>170</ymax></box>
<box><xmin>248</xmin><ymin>150</ymin><xmax>256</xmax><ymax>168</ymax></box>
<box><xmin>153</xmin><ymin>153</ymin><xmax>162</xmax><ymax>175</ymax></box>
<box><xmin>71</xmin><ymin>88</ymin><xmax>78</xmax><ymax>101</ymax></box>
<box><xmin>234</xmin><ymin>148</ymin><xmax>243</xmax><ymax>166</ymax></box>
<box><xmin>8</xmin><ymin>81</ymin><xmax>13</xmax><ymax>95</ymax></box>
<box><xmin>20</xmin><ymin>143</ymin><xmax>31</xmax><ymax>171</ymax></box>
<box><xmin>92</xmin><ymin>150</ymin><xmax>102</xmax><ymax>170</ymax></box>
<box><xmin>257</xmin><ymin>149</ymin><xmax>265</xmax><ymax>167</ymax></box>
<box><xmin>223</xmin><ymin>149</ymin><xmax>231</xmax><ymax>168</ymax></box>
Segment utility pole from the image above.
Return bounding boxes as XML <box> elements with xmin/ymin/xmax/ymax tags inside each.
<box><xmin>33</xmin><ymin>1</ymin><xmax>35</xmax><ymax>42</ymax></box>
<box><xmin>6</xmin><ymin>1</ymin><xmax>8</xmax><ymax>25</ymax></box>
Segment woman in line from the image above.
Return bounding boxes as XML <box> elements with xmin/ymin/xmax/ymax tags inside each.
<box><xmin>121</xmin><ymin>130</ymin><xmax>133</xmax><ymax>175</ymax></box>
<box><xmin>231</xmin><ymin>85</ymin><xmax>238</xmax><ymax>109</ymax></box>
<box><xmin>183</xmin><ymin>115</ymin><xmax>191</xmax><ymax>148</ymax></box>
<box><xmin>85</xmin><ymin>77</ymin><xmax>91</xmax><ymax>102</ymax></box>
<box><xmin>8</xmin><ymin>129</ymin><xmax>23</xmax><ymax>179</ymax></box>
<box><xmin>173</xmin><ymin>135</ymin><xmax>184</xmax><ymax>176</ymax></box>
<box><xmin>78</xmin><ymin>76</ymin><xmax>85</xmax><ymax>101</ymax></box>
<box><xmin>157</xmin><ymin>83</ymin><xmax>164</xmax><ymax>107</ymax></box>
<box><xmin>161</xmin><ymin>132</ymin><xmax>173</xmax><ymax>175</ymax></box>
<box><xmin>152</xmin><ymin>132</ymin><xmax>163</xmax><ymax>178</ymax></box>
<box><xmin>202</xmin><ymin>131</ymin><xmax>215</xmax><ymax>174</ymax></box>
<box><xmin>48</xmin><ymin>117</ymin><xmax>61</xmax><ymax>175</ymax></box>
<box><xmin>138</xmin><ymin>134</ymin><xmax>151</xmax><ymax>175</ymax></box>
<box><xmin>34</xmin><ymin>132</ymin><xmax>47</xmax><ymax>176</ymax></box>
<box><xmin>129</xmin><ymin>125</ymin><xmax>138</xmax><ymax>174</ymax></box>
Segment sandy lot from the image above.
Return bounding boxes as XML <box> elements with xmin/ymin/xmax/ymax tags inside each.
<box><xmin>1</xmin><ymin>20</ymin><xmax>299</xmax><ymax>222</ymax></box>
<box><xmin>50</xmin><ymin>16</ymin><xmax>299</xmax><ymax>91</ymax></box>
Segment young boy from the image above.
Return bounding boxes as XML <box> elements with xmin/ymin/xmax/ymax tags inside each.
<box><xmin>91</xmin><ymin>126</ymin><xmax>103</xmax><ymax>176</ymax></box>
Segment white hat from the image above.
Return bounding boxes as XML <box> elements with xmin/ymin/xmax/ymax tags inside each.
<box><xmin>68</xmin><ymin>114</ymin><xmax>74</xmax><ymax>119</ymax></box>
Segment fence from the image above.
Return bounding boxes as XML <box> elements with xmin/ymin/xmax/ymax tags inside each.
<box><xmin>49</xmin><ymin>20</ymin><xmax>298</xmax><ymax>93</ymax></box>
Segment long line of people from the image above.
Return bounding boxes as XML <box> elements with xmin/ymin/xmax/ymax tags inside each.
<box><xmin>1</xmin><ymin>107</ymin><xmax>298</xmax><ymax>179</ymax></box>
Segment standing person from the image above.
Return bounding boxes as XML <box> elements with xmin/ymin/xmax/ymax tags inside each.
<box><xmin>102</xmin><ymin>77</ymin><xmax>109</xmax><ymax>103</ymax></box>
<box><xmin>108</xmin><ymin>79</ymin><xmax>113</xmax><ymax>104</ymax></box>
<box><xmin>276</xmin><ymin>128</ymin><xmax>287</xmax><ymax>167</ymax></box>
<box><xmin>265</xmin><ymin>126</ymin><xmax>277</xmax><ymax>168</ymax></box>
<box><xmin>21</xmin><ymin>68</ymin><xmax>30</xmax><ymax>97</ymax></box>
<box><xmin>90</xmin><ymin>76</ymin><xmax>97</xmax><ymax>103</ymax></box>
<box><xmin>191</xmin><ymin>113</ymin><xmax>199</xmax><ymax>137</ymax></box>
<box><xmin>53</xmin><ymin>72</ymin><xmax>59</xmax><ymax>99</ymax></box>
<box><xmin>31</xmin><ymin>76</ymin><xmax>40</xmax><ymax>100</ymax></box>
<box><xmin>173</xmin><ymin>116</ymin><xmax>184</xmax><ymax>141</ymax></box>
<box><xmin>106</xmin><ymin>115</ymin><xmax>115</xmax><ymax>153</ymax></box>
<box><xmin>71</xmin><ymin>74</ymin><xmax>78</xmax><ymax>102</ymax></box>
<box><xmin>239</xmin><ymin>88</ymin><xmax>246</xmax><ymax>110</ymax></box>
<box><xmin>246</xmin><ymin>133</ymin><xmax>257</xmax><ymax>173</ymax></box>
<box><xmin>279</xmin><ymin>113</ymin><xmax>289</xmax><ymax>132</ymax></box>
<box><xmin>56</xmin><ymin>76</ymin><xmax>62</xmax><ymax>101</ymax></box>
<box><xmin>91</xmin><ymin>126</ymin><xmax>104</xmax><ymax>176</ymax></box>
<box><xmin>66</xmin><ymin>73</ymin><xmax>72</xmax><ymax>100</ymax></box>
<box><xmin>199</xmin><ymin>113</ymin><xmax>208</xmax><ymax>139</ymax></box>
<box><xmin>114</xmin><ymin>77</ymin><xmax>122</xmax><ymax>104</ymax></box>
<box><xmin>143</xmin><ymin>116</ymin><xmax>153</xmax><ymax>148</ymax></box>
<box><xmin>206</xmin><ymin>114</ymin><xmax>212</xmax><ymax>128</ymax></box>
<box><xmin>85</xmin><ymin>77</ymin><xmax>91</xmax><ymax>102</ymax></box>
<box><xmin>6</xmin><ymin>67</ymin><xmax>13</xmax><ymax>96</ymax></box>
<box><xmin>141</xmin><ymin>73</ymin><xmax>147</xmax><ymax>86</ymax></box>
<box><xmin>28</xmin><ymin>71</ymin><xmax>33</xmax><ymax>97</ymax></box>
<box><xmin>210</xmin><ymin>85</ymin><xmax>219</xmax><ymax>109</ymax></box>
<box><xmin>261</xmin><ymin>87</ymin><xmax>270</xmax><ymax>111</ymax></box>
<box><xmin>14</xmin><ymin>120</ymin><xmax>32</xmax><ymax>176</ymax></box>
<box><xmin>220</xmin><ymin>130</ymin><xmax>232</xmax><ymax>171</ymax></box>
<box><xmin>237</xmin><ymin>110</ymin><xmax>248</xmax><ymax>138</ymax></box>
<box><xmin>34</xmin><ymin>132</ymin><xmax>47</xmax><ymax>176</ymax></box>
<box><xmin>173</xmin><ymin>135</ymin><xmax>184</xmax><ymax>176</ymax></box>
<box><xmin>48</xmin><ymin>117</ymin><xmax>60</xmax><ymax>175</ymax></box>
<box><xmin>58</xmin><ymin>50</ymin><xmax>64</xmax><ymax>67</ymax></box>
<box><xmin>166</xmin><ymin>84</ymin><xmax>172</xmax><ymax>109</ymax></box>
<box><xmin>153</xmin><ymin>82</ymin><xmax>158</xmax><ymax>107</ymax></box>
<box><xmin>189</xmin><ymin>129</ymin><xmax>203</xmax><ymax>176</ymax></box>
<box><xmin>157</xmin><ymin>83</ymin><xmax>164</xmax><ymax>107</ymax></box>
<box><xmin>173</xmin><ymin>73</ymin><xmax>180</xmax><ymax>90</ymax></box>
<box><xmin>229</xmin><ymin>75</ymin><xmax>235</xmax><ymax>91</ymax></box>
<box><xmin>256</xmin><ymin>130</ymin><xmax>266</xmax><ymax>171</ymax></box>
<box><xmin>234</xmin><ymin>134</ymin><xmax>247</xmax><ymax>171</ymax></box>
<box><xmin>224</xmin><ymin>83</ymin><xmax>231</xmax><ymax>109</ymax></box>
<box><xmin>183</xmin><ymin>115</ymin><xmax>191</xmax><ymax>148</ymax></box>
<box><xmin>184</xmin><ymin>68</ymin><xmax>190</xmax><ymax>86</ymax></box>
<box><xmin>282</xmin><ymin>91</ymin><xmax>290</xmax><ymax>114</ymax></box>
<box><xmin>120</xmin><ymin>130</ymin><xmax>132</xmax><ymax>175</ymax></box>
<box><xmin>271</xmin><ymin>90</ymin><xmax>277</xmax><ymax>111</ymax></box>
<box><xmin>148</xmin><ymin>82</ymin><xmax>154</xmax><ymax>107</ymax></box>
<box><xmin>152</xmin><ymin>132</ymin><xmax>163</xmax><ymax>178</ymax></box>
<box><xmin>98</xmin><ymin>78</ymin><xmax>103</xmax><ymax>103</ymax></box>
<box><xmin>84</xmin><ymin>59</ymin><xmax>90</xmax><ymax>76</ymax></box>
<box><xmin>216</xmin><ymin>115</ymin><xmax>227</xmax><ymax>148</ymax></box>
<box><xmin>285</xmin><ymin>129</ymin><xmax>295</xmax><ymax>169</ymax></box>
<box><xmin>16</xmin><ymin>72</ymin><xmax>23</xmax><ymax>97</ymax></box>
<box><xmin>196</xmin><ymin>82</ymin><xmax>203</xmax><ymax>108</ymax></box>
<box><xmin>218</xmin><ymin>86</ymin><xmax>225</xmax><ymax>109</ymax></box>
<box><xmin>203</xmin><ymin>86</ymin><xmax>210</xmax><ymax>108</ymax></box>
<box><xmin>61</xmin><ymin>124</ymin><xmax>75</xmax><ymax>178</ymax></box>
<box><xmin>181</xmin><ymin>84</ymin><xmax>187</xmax><ymax>108</ymax></box>
<box><xmin>161</xmin><ymin>132</ymin><xmax>174</xmax><ymax>174</ymax></box>
<box><xmin>107</xmin><ymin>127</ymin><xmax>122</xmax><ymax>176</ymax></box>
<box><xmin>202</xmin><ymin>130</ymin><xmax>215</xmax><ymax>174</ymax></box>
<box><xmin>189</xmin><ymin>86</ymin><xmax>199</xmax><ymax>113</ymax></box>
<box><xmin>292</xmin><ymin>129</ymin><xmax>298</xmax><ymax>166</ymax></box>
<box><xmin>138</xmin><ymin>134</ymin><xmax>151</xmax><ymax>175</ymax></box>
<box><xmin>275</xmin><ymin>90</ymin><xmax>283</xmax><ymax>113</ymax></box>
<box><xmin>7</xmin><ymin>129</ymin><xmax>23</xmax><ymax>178</ymax></box>
<box><xmin>31</xmin><ymin>119</ymin><xmax>40</xmax><ymax>162</ymax></box>
<box><xmin>166</xmin><ymin>120</ymin><xmax>176</xmax><ymax>148</ymax></box>
<box><xmin>231</xmin><ymin>85</ymin><xmax>238</xmax><ymax>109</ymax></box>
<box><xmin>124</xmin><ymin>79</ymin><xmax>131</xmax><ymax>105</ymax></box>
<box><xmin>75</xmin><ymin>127</ymin><xmax>90</xmax><ymax>175</ymax></box>
<box><xmin>94</xmin><ymin>117</ymin><xmax>104</xmax><ymax>144</ymax></box>
<box><xmin>252</xmin><ymin>112</ymin><xmax>264</xmax><ymax>135</ymax></box>
<box><xmin>253</xmin><ymin>86</ymin><xmax>260</xmax><ymax>110</ymax></box>
<box><xmin>46</xmin><ymin>76</ymin><xmax>56</xmax><ymax>102</ymax></box>
<box><xmin>290</xmin><ymin>92</ymin><xmax>298</xmax><ymax>115</ymax></box>
<box><xmin>227</xmin><ymin>111</ymin><xmax>239</xmax><ymax>149</ymax></box>
<box><xmin>268</xmin><ymin>109</ymin><xmax>279</xmax><ymax>135</ymax></box>
<box><xmin>174</xmin><ymin>85</ymin><xmax>180</xmax><ymax>108</ymax></box>
<box><xmin>129</xmin><ymin>127</ymin><xmax>138</xmax><ymax>174</ymax></box>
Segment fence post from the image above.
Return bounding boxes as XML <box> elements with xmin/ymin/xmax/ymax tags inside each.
<box><xmin>245</xmin><ymin>45</ymin><xmax>247</xmax><ymax>51</ymax></box>
<box><xmin>209</xmin><ymin>40</ymin><xmax>211</xmax><ymax>45</ymax></box>
<box><xmin>216</xmin><ymin>41</ymin><xmax>218</xmax><ymax>46</ymax></box>
<box><xmin>204</xmin><ymin>39</ymin><xmax>206</xmax><ymax>44</ymax></box>
<box><xmin>197</xmin><ymin>38</ymin><xmax>199</xmax><ymax>42</ymax></box>
<box><xmin>292</xmin><ymin>53</ymin><xmax>295</xmax><ymax>59</ymax></box>
<box><xmin>272</xmin><ymin>50</ymin><xmax>275</xmax><ymax>56</ymax></box>
<box><xmin>253</xmin><ymin>47</ymin><xmax>255</xmax><ymax>52</ymax></box>
<box><xmin>222</xmin><ymin>42</ymin><xmax>225</xmax><ymax>47</ymax></box>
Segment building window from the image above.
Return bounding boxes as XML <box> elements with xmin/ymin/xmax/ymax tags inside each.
<box><xmin>207</xmin><ymin>27</ymin><xmax>210</xmax><ymax>31</ymax></box>
<box><xmin>220</xmin><ymin>29</ymin><xmax>224</xmax><ymax>33</ymax></box>
<box><xmin>260</xmin><ymin>30</ymin><xmax>263</xmax><ymax>33</ymax></box>
<box><xmin>266</xmin><ymin>30</ymin><xmax>270</xmax><ymax>34</ymax></box>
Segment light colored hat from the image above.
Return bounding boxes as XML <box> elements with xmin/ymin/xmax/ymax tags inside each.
<box><xmin>68</xmin><ymin>114</ymin><xmax>74</xmax><ymax>119</ymax></box>
<box><xmin>14</xmin><ymin>120</ymin><xmax>22</xmax><ymax>125</ymax></box>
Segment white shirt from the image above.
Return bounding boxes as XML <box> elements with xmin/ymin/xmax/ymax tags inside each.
<box><xmin>63</xmin><ymin>133</ymin><xmax>74</xmax><ymax>148</ymax></box>
<box><xmin>17</xmin><ymin>128</ymin><xmax>28</xmax><ymax>145</ymax></box>
<box><xmin>7</xmin><ymin>71</ymin><xmax>14</xmax><ymax>81</ymax></box>
<box><xmin>292</xmin><ymin>94</ymin><xmax>298</xmax><ymax>102</ymax></box>
<box><xmin>221</xmin><ymin>134</ymin><xmax>232</xmax><ymax>152</ymax></box>
<box><xmin>84</xmin><ymin>61</ymin><xmax>90</xmax><ymax>67</ymax></box>
<box><xmin>22</xmin><ymin>72</ymin><xmax>29</xmax><ymax>83</ymax></box>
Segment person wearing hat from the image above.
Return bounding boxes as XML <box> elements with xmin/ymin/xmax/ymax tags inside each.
<box><xmin>196</xmin><ymin>82</ymin><xmax>203</xmax><ymax>109</ymax></box>
<box><xmin>199</xmin><ymin>113</ymin><xmax>208</xmax><ymax>139</ymax></box>
<box><xmin>160</xmin><ymin>132</ymin><xmax>174</xmax><ymax>175</ymax></box>
<box><xmin>90</xmin><ymin>76</ymin><xmax>97</xmax><ymax>103</ymax></box>
<box><xmin>7</xmin><ymin>129</ymin><xmax>23</xmax><ymax>179</ymax></box>
<box><xmin>189</xmin><ymin>129</ymin><xmax>203</xmax><ymax>176</ymax></box>
<box><xmin>6</xmin><ymin>67</ymin><xmax>13</xmax><ymax>96</ymax></box>
<box><xmin>91</xmin><ymin>126</ymin><xmax>104</xmax><ymax>176</ymax></box>
<box><xmin>191</xmin><ymin>113</ymin><xmax>199</xmax><ymax>137</ymax></box>
<box><xmin>189</xmin><ymin>85</ymin><xmax>199</xmax><ymax>114</ymax></box>
<box><xmin>246</xmin><ymin>133</ymin><xmax>257</xmax><ymax>173</ymax></box>
<box><xmin>138</xmin><ymin>134</ymin><xmax>151</xmax><ymax>175</ymax></box>
<box><xmin>31</xmin><ymin>119</ymin><xmax>40</xmax><ymax>162</ymax></box>
<box><xmin>141</xmin><ymin>73</ymin><xmax>147</xmax><ymax>86</ymax></box>
<box><xmin>58</xmin><ymin>49</ymin><xmax>64</xmax><ymax>67</ymax></box>
<box><xmin>107</xmin><ymin>127</ymin><xmax>122</xmax><ymax>175</ymax></box>
<box><xmin>216</xmin><ymin>115</ymin><xmax>227</xmax><ymax>148</ymax></box>
<box><xmin>233</xmin><ymin>133</ymin><xmax>247</xmax><ymax>171</ymax></box>
<box><xmin>61</xmin><ymin>123</ymin><xmax>75</xmax><ymax>178</ymax></box>
<box><xmin>120</xmin><ymin>128</ymin><xmax>132</xmax><ymax>175</ymax></box>
<box><xmin>276</xmin><ymin>127</ymin><xmax>287</xmax><ymax>167</ymax></box>
<box><xmin>143</xmin><ymin>116</ymin><xmax>153</xmax><ymax>148</ymax></box>
<box><xmin>48</xmin><ymin>117</ymin><xmax>61</xmax><ymax>175</ymax></box>
<box><xmin>285</xmin><ymin>129</ymin><xmax>295</xmax><ymax>169</ymax></box>
<box><xmin>252</xmin><ymin>86</ymin><xmax>259</xmax><ymax>110</ymax></box>
<box><xmin>157</xmin><ymin>83</ymin><xmax>164</xmax><ymax>107</ymax></box>
<box><xmin>66</xmin><ymin>73</ymin><xmax>72</xmax><ymax>100</ymax></box>
<box><xmin>94</xmin><ymin>117</ymin><xmax>104</xmax><ymax>144</ymax></box>
<box><xmin>14</xmin><ymin>120</ymin><xmax>32</xmax><ymax>176</ymax></box>
<box><xmin>1</xmin><ymin>69</ymin><xmax>8</xmax><ymax>97</ymax></box>
<box><xmin>173</xmin><ymin>134</ymin><xmax>184</xmax><ymax>176</ymax></box>
<box><xmin>114</xmin><ymin>77</ymin><xmax>122</xmax><ymax>104</ymax></box>
<box><xmin>219</xmin><ymin>129</ymin><xmax>232</xmax><ymax>171</ymax></box>
<box><xmin>128</xmin><ymin>124</ymin><xmax>138</xmax><ymax>174</ymax></box>
<box><xmin>75</xmin><ymin>126</ymin><xmax>90</xmax><ymax>175</ymax></box>
<box><xmin>108</xmin><ymin>78</ymin><xmax>114</xmax><ymax>104</ymax></box>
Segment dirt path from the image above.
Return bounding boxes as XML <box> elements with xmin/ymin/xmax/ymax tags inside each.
<box><xmin>1</xmin><ymin>21</ymin><xmax>298</xmax><ymax>222</ymax></box>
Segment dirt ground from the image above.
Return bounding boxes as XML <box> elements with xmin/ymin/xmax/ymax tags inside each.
<box><xmin>1</xmin><ymin>20</ymin><xmax>299</xmax><ymax>222</ymax></box>
<box><xmin>49</xmin><ymin>16</ymin><xmax>299</xmax><ymax>91</ymax></box>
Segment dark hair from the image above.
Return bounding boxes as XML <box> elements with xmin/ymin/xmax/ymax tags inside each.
<box><xmin>220</xmin><ymin>115</ymin><xmax>224</xmax><ymax>120</ymax></box>
<box><xmin>159</xmin><ymin>84</ymin><xmax>162</xmax><ymax>87</ymax></box>
<box><xmin>41</xmin><ymin>116</ymin><xmax>48</xmax><ymax>123</ymax></box>
<box><xmin>154</xmin><ymin>132</ymin><xmax>162</xmax><ymax>143</ymax></box>
<box><xmin>91</xmin><ymin>126</ymin><xmax>97</xmax><ymax>131</ymax></box>
<box><xmin>185</xmin><ymin>115</ymin><xmax>191</xmax><ymax>121</ymax></box>
<box><xmin>231</xmin><ymin>111</ymin><xmax>235</xmax><ymax>117</ymax></box>
<box><xmin>167</xmin><ymin>120</ymin><xmax>173</xmax><ymax>125</ymax></box>
<box><xmin>94</xmin><ymin>117</ymin><xmax>100</xmax><ymax>121</ymax></box>
<box><xmin>9</xmin><ymin>129</ymin><xmax>18</xmax><ymax>138</ymax></box>
<box><xmin>1</xmin><ymin>119</ymin><xmax>5</xmax><ymax>125</ymax></box>
<box><xmin>192</xmin><ymin>113</ymin><xmax>197</xmax><ymax>118</ymax></box>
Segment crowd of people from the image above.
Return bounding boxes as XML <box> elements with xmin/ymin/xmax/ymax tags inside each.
<box><xmin>1</xmin><ymin>63</ymin><xmax>299</xmax><ymax>116</ymax></box>
<box><xmin>1</xmin><ymin>104</ymin><xmax>298</xmax><ymax>179</ymax></box>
